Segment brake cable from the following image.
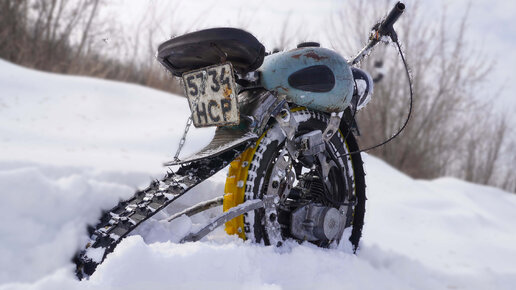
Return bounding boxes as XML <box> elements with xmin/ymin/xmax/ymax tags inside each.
<box><xmin>338</xmin><ymin>38</ymin><xmax>413</xmax><ymax>157</ymax></box>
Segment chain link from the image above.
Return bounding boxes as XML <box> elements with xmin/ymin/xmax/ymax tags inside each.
<box><xmin>173</xmin><ymin>116</ymin><xmax>193</xmax><ymax>162</ymax></box>
<box><xmin>173</xmin><ymin>72</ymin><xmax>206</xmax><ymax>162</ymax></box>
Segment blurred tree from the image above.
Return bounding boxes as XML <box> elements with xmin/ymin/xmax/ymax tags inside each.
<box><xmin>331</xmin><ymin>0</ymin><xmax>515</xmax><ymax>192</ymax></box>
<box><xmin>0</xmin><ymin>0</ymin><xmax>182</xmax><ymax>94</ymax></box>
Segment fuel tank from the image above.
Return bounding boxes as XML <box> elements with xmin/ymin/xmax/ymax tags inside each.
<box><xmin>259</xmin><ymin>47</ymin><xmax>354</xmax><ymax>113</ymax></box>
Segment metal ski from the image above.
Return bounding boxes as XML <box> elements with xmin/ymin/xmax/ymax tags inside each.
<box><xmin>181</xmin><ymin>199</ymin><xmax>265</xmax><ymax>242</ymax></box>
<box><xmin>166</xmin><ymin>196</ymin><xmax>224</xmax><ymax>222</ymax></box>
<box><xmin>74</xmin><ymin>143</ymin><xmax>251</xmax><ymax>280</ymax></box>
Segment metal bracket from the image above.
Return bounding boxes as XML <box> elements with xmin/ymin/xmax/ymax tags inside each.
<box><xmin>239</xmin><ymin>90</ymin><xmax>283</xmax><ymax>134</ymax></box>
<box><xmin>273</xmin><ymin>102</ymin><xmax>300</xmax><ymax>159</ymax></box>
<box><xmin>296</xmin><ymin>130</ymin><xmax>325</xmax><ymax>157</ymax></box>
<box><xmin>181</xmin><ymin>199</ymin><xmax>264</xmax><ymax>242</ymax></box>
<box><xmin>166</xmin><ymin>196</ymin><xmax>223</xmax><ymax>222</ymax></box>
<box><xmin>273</xmin><ymin>103</ymin><xmax>297</xmax><ymax>140</ymax></box>
<box><xmin>322</xmin><ymin>112</ymin><xmax>343</xmax><ymax>142</ymax></box>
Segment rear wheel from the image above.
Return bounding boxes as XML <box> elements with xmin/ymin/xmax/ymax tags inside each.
<box><xmin>224</xmin><ymin>108</ymin><xmax>365</xmax><ymax>249</ymax></box>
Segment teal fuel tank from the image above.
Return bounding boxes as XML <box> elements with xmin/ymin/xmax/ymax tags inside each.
<box><xmin>258</xmin><ymin>47</ymin><xmax>354</xmax><ymax>113</ymax></box>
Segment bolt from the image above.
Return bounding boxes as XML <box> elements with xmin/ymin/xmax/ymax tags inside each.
<box><xmin>272</xmin><ymin>180</ymin><xmax>279</xmax><ymax>188</ymax></box>
<box><xmin>269</xmin><ymin>213</ymin><xmax>277</xmax><ymax>222</ymax></box>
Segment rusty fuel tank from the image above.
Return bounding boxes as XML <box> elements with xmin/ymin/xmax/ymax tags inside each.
<box><xmin>258</xmin><ymin>47</ymin><xmax>354</xmax><ymax>113</ymax></box>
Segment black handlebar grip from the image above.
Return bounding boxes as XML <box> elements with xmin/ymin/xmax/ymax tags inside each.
<box><xmin>378</xmin><ymin>2</ymin><xmax>405</xmax><ymax>39</ymax></box>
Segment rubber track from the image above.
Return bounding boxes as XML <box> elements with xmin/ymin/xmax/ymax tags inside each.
<box><xmin>74</xmin><ymin>143</ymin><xmax>251</xmax><ymax>280</ymax></box>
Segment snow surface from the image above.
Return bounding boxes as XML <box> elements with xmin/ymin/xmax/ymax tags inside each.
<box><xmin>1</xmin><ymin>59</ymin><xmax>516</xmax><ymax>289</ymax></box>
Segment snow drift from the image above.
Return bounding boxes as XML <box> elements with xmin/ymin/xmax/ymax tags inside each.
<box><xmin>1</xmin><ymin>59</ymin><xmax>515</xmax><ymax>290</ymax></box>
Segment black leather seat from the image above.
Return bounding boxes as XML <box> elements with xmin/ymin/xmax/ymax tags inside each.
<box><xmin>157</xmin><ymin>28</ymin><xmax>265</xmax><ymax>76</ymax></box>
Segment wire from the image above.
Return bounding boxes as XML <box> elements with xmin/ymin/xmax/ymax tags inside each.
<box><xmin>338</xmin><ymin>40</ymin><xmax>413</xmax><ymax>157</ymax></box>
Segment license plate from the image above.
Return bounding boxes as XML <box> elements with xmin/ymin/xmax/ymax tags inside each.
<box><xmin>182</xmin><ymin>63</ymin><xmax>239</xmax><ymax>127</ymax></box>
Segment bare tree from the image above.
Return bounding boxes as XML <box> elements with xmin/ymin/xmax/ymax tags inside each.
<box><xmin>0</xmin><ymin>0</ymin><xmax>183</xmax><ymax>94</ymax></box>
<box><xmin>69</xmin><ymin>0</ymin><xmax>100</xmax><ymax>73</ymax></box>
<box><xmin>272</xmin><ymin>12</ymin><xmax>301</xmax><ymax>51</ymax></box>
<box><xmin>330</xmin><ymin>0</ymin><xmax>515</xmax><ymax>192</ymax></box>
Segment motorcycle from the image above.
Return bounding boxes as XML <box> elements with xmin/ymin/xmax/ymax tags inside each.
<box><xmin>75</xmin><ymin>2</ymin><xmax>408</xmax><ymax>280</ymax></box>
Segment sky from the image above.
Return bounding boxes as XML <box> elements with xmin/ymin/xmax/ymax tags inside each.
<box><xmin>102</xmin><ymin>0</ymin><xmax>516</xmax><ymax>110</ymax></box>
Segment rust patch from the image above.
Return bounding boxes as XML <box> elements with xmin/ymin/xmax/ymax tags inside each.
<box><xmin>303</xmin><ymin>51</ymin><xmax>328</xmax><ymax>61</ymax></box>
<box><xmin>223</xmin><ymin>86</ymin><xmax>232</xmax><ymax>98</ymax></box>
<box><xmin>291</xmin><ymin>54</ymin><xmax>302</xmax><ymax>59</ymax></box>
<box><xmin>324</xmin><ymin>106</ymin><xmax>342</xmax><ymax>113</ymax></box>
<box><xmin>277</xmin><ymin>86</ymin><xmax>289</xmax><ymax>92</ymax></box>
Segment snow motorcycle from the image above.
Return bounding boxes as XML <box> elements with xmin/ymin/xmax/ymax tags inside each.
<box><xmin>75</xmin><ymin>2</ymin><xmax>409</xmax><ymax>279</ymax></box>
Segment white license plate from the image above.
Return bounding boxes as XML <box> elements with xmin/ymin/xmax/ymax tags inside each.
<box><xmin>182</xmin><ymin>63</ymin><xmax>239</xmax><ymax>127</ymax></box>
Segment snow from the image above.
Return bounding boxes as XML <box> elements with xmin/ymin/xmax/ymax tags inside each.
<box><xmin>0</xmin><ymin>59</ymin><xmax>215</xmax><ymax>172</ymax></box>
<box><xmin>1</xmin><ymin>59</ymin><xmax>516</xmax><ymax>289</ymax></box>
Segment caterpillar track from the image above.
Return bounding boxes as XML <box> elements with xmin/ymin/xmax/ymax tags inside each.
<box><xmin>74</xmin><ymin>143</ymin><xmax>251</xmax><ymax>280</ymax></box>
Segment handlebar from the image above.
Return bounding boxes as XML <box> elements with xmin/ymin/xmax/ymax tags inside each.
<box><xmin>377</xmin><ymin>2</ymin><xmax>405</xmax><ymax>41</ymax></box>
<box><xmin>349</xmin><ymin>2</ymin><xmax>405</xmax><ymax>66</ymax></box>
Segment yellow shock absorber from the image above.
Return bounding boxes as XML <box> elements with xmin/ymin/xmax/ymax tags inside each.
<box><xmin>223</xmin><ymin>136</ymin><xmax>263</xmax><ymax>239</ymax></box>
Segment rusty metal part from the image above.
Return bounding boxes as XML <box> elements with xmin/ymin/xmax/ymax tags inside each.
<box><xmin>302</xmin><ymin>51</ymin><xmax>328</xmax><ymax>61</ymax></box>
<box><xmin>259</xmin><ymin>47</ymin><xmax>354</xmax><ymax>113</ymax></box>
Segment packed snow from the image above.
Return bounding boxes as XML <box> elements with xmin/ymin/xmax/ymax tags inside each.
<box><xmin>1</xmin><ymin>59</ymin><xmax>515</xmax><ymax>290</ymax></box>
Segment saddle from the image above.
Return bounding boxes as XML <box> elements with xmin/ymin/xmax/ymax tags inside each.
<box><xmin>157</xmin><ymin>28</ymin><xmax>265</xmax><ymax>76</ymax></box>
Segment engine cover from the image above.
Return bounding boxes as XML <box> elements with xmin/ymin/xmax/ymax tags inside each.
<box><xmin>290</xmin><ymin>204</ymin><xmax>346</xmax><ymax>242</ymax></box>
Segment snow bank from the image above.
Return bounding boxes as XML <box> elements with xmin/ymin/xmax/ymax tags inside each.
<box><xmin>0</xmin><ymin>59</ymin><xmax>215</xmax><ymax>172</ymax></box>
<box><xmin>363</xmin><ymin>155</ymin><xmax>516</xmax><ymax>276</ymax></box>
<box><xmin>1</xmin><ymin>59</ymin><xmax>516</xmax><ymax>289</ymax></box>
